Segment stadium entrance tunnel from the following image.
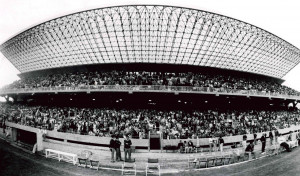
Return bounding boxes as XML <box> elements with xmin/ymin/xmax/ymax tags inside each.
<box><xmin>150</xmin><ymin>133</ymin><xmax>161</xmax><ymax>150</ymax></box>
<box><xmin>10</xmin><ymin>128</ymin><xmax>37</xmax><ymax>151</ymax></box>
<box><xmin>17</xmin><ymin>129</ymin><xmax>36</xmax><ymax>145</ymax></box>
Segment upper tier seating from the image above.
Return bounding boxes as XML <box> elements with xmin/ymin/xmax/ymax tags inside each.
<box><xmin>2</xmin><ymin>70</ymin><xmax>299</xmax><ymax>96</ymax></box>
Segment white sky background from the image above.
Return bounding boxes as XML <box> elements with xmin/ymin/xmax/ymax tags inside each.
<box><xmin>0</xmin><ymin>0</ymin><xmax>300</xmax><ymax>90</ymax></box>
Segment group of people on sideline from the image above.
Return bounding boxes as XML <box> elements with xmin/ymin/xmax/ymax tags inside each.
<box><xmin>109</xmin><ymin>134</ymin><xmax>132</xmax><ymax>162</ymax></box>
<box><xmin>176</xmin><ymin>130</ymin><xmax>300</xmax><ymax>156</ymax></box>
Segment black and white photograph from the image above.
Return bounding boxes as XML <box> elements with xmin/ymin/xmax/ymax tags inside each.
<box><xmin>1</xmin><ymin>0</ymin><xmax>300</xmax><ymax>175</ymax></box>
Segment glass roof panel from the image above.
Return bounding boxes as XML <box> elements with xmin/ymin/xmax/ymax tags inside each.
<box><xmin>1</xmin><ymin>5</ymin><xmax>300</xmax><ymax>78</ymax></box>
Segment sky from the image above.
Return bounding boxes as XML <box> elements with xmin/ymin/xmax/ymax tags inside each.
<box><xmin>0</xmin><ymin>0</ymin><xmax>300</xmax><ymax>90</ymax></box>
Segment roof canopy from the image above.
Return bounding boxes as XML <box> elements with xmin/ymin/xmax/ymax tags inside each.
<box><xmin>1</xmin><ymin>5</ymin><xmax>300</xmax><ymax>78</ymax></box>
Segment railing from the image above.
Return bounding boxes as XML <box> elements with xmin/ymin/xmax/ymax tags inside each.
<box><xmin>1</xmin><ymin>85</ymin><xmax>300</xmax><ymax>100</ymax></box>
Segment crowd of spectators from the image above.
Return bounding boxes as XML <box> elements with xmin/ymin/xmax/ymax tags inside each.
<box><xmin>1</xmin><ymin>103</ymin><xmax>299</xmax><ymax>139</ymax></box>
<box><xmin>2</xmin><ymin>70</ymin><xmax>299</xmax><ymax>96</ymax></box>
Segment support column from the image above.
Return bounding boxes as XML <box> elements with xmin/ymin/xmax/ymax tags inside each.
<box><xmin>11</xmin><ymin>127</ymin><xmax>17</xmax><ymax>142</ymax></box>
<box><xmin>36</xmin><ymin>132</ymin><xmax>44</xmax><ymax>151</ymax></box>
<box><xmin>36</xmin><ymin>129</ymin><xmax>45</xmax><ymax>151</ymax></box>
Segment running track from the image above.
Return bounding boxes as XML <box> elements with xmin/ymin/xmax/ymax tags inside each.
<box><xmin>1</xmin><ymin>139</ymin><xmax>300</xmax><ymax>176</ymax></box>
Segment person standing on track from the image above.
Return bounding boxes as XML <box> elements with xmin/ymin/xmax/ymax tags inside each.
<box><xmin>269</xmin><ymin>131</ymin><xmax>274</xmax><ymax>145</ymax></box>
<box><xmin>124</xmin><ymin>134</ymin><xmax>132</xmax><ymax>162</ymax></box>
<box><xmin>219</xmin><ymin>136</ymin><xmax>224</xmax><ymax>153</ymax></box>
<box><xmin>209</xmin><ymin>137</ymin><xmax>213</xmax><ymax>152</ymax></box>
<box><xmin>110</xmin><ymin>134</ymin><xmax>116</xmax><ymax>162</ymax></box>
<box><xmin>261</xmin><ymin>133</ymin><xmax>266</xmax><ymax>154</ymax></box>
<box><xmin>115</xmin><ymin>136</ymin><xmax>122</xmax><ymax>161</ymax></box>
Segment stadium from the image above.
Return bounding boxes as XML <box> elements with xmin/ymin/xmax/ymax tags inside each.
<box><xmin>1</xmin><ymin>4</ymin><xmax>300</xmax><ymax>176</ymax></box>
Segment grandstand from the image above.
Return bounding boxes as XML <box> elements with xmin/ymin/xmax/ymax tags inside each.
<box><xmin>1</xmin><ymin>5</ymin><xmax>300</xmax><ymax>175</ymax></box>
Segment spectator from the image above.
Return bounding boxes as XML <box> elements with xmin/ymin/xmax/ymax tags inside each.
<box><xmin>187</xmin><ymin>140</ymin><xmax>194</xmax><ymax>153</ymax></box>
<box><xmin>269</xmin><ymin>131</ymin><xmax>274</xmax><ymax>145</ymax></box>
<box><xmin>213</xmin><ymin>137</ymin><xmax>218</xmax><ymax>152</ymax></box>
<box><xmin>219</xmin><ymin>136</ymin><xmax>224</xmax><ymax>152</ymax></box>
<box><xmin>245</xmin><ymin>141</ymin><xmax>256</xmax><ymax>159</ymax></box>
<box><xmin>297</xmin><ymin>130</ymin><xmax>300</xmax><ymax>146</ymax></box>
<box><xmin>2</xmin><ymin>120</ymin><xmax>5</xmax><ymax>134</ymax></box>
<box><xmin>184</xmin><ymin>141</ymin><xmax>188</xmax><ymax>153</ymax></box>
<box><xmin>124</xmin><ymin>135</ymin><xmax>132</xmax><ymax>162</ymax></box>
<box><xmin>287</xmin><ymin>131</ymin><xmax>292</xmax><ymax>141</ymax></box>
<box><xmin>115</xmin><ymin>137</ymin><xmax>122</xmax><ymax>161</ymax></box>
<box><xmin>2</xmin><ymin>70</ymin><xmax>299</xmax><ymax>97</ymax></box>
<box><xmin>253</xmin><ymin>133</ymin><xmax>257</xmax><ymax>145</ymax></box>
<box><xmin>1</xmin><ymin>103</ymin><xmax>299</xmax><ymax>141</ymax></box>
<box><xmin>177</xmin><ymin>140</ymin><xmax>184</xmax><ymax>153</ymax></box>
<box><xmin>242</xmin><ymin>135</ymin><xmax>247</xmax><ymax>150</ymax></box>
<box><xmin>278</xmin><ymin>134</ymin><xmax>291</xmax><ymax>152</ymax></box>
<box><xmin>275</xmin><ymin>130</ymin><xmax>279</xmax><ymax>144</ymax></box>
<box><xmin>261</xmin><ymin>133</ymin><xmax>266</xmax><ymax>154</ymax></box>
<box><xmin>209</xmin><ymin>137</ymin><xmax>213</xmax><ymax>152</ymax></box>
<box><xmin>110</xmin><ymin>135</ymin><xmax>116</xmax><ymax>162</ymax></box>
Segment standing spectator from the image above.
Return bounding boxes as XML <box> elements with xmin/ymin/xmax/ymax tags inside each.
<box><xmin>287</xmin><ymin>131</ymin><xmax>292</xmax><ymax>141</ymax></box>
<box><xmin>115</xmin><ymin>137</ymin><xmax>122</xmax><ymax>161</ymax></box>
<box><xmin>297</xmin><ymin>130</ymin><xmax>300</xmax><ymax>146</ymax></box>
<box><xmin>208</xmin><ymin>137</ymin><xmax>213</xmax><ymax>152</ymax></box>
<box><xmin>213</xmin><ymin>138</ymin><xmax>218</xmax><ymax>152</ymax></box>
<box><xmin>261</xmin><ymin>133</ymin><xmax>266</xmax><ymax>154</ymax></box>
<box><xmin>184</xmin><ymin>141</ymin><xmax>188</xmax><ymax>153</ymax></box>
<box><xmin>110</xmin><ymin>135</ymin><xmax>116</xmax><ymax>162</ymax></box>
<box><xmin>2</xmin><ymin>120</ymin><xmax>5</xmax><ymax>134</ymax></box>
<box><xmin>253</xmin><ymin>133</ymin><xmax>257</xmax><ymax>145</ymax></box>
<box><xmin>275</xmin><ymin>130</ymin><xmax>279</xmax><ymax>144</ymax></box>
<box><xmin>219</xmin><ymin>136</ymin><xmax>224</xmax><ymax>153</ymax></box>
<box><xmin>124</xmin><ymin>135</ymin><xmax>132</xmax><ymax>162</ymax></box>
<box><xmin>242</xmin><ymin>135</ymin><xmax>247</xmax><ymax>150</ymax></box>
<box><xmin>269</xmin><ymin>131</ymin><xmax>274</xmax><ymax>145</ymax></box>
<box><xmin>5</xmin><ymin>127</ymin><xmax>10</xmax><ymax>140</ymax></box>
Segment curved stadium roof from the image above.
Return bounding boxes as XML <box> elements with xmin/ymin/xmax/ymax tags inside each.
<box><xmin>1</xmin><ymin>5</ymin><xmax>300</xmax><ymax>78</ymax></box>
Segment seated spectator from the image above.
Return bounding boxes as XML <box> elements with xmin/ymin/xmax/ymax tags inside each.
<box><xmin>0</xmin><ymin>103</ymin><xmax>299</xmax><ymax>141</ymax></box>
<box><xmin>245</xmin><ymin>141</ymin><xmax>256</xmax><ymax>159</ymax></box>
<box><xmin>177</xmin><ymin>140</ymin><xmax>184</xmax><ymax>153</ymax></box>
<box><xmin>278</xmin><ymin>134</ymin><xmax>291</xmax><ymax>152</ymax></box>
<box><xmin>187</xmin><ymin>140</ymin><xmax>194</xmax><ymax>153</ymax></box>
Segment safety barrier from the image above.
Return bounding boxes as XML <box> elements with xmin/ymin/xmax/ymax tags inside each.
<box><xmin>1</xmin><ymin>85</ymin><xmax>300</xmax><ymax>100</ymax></box>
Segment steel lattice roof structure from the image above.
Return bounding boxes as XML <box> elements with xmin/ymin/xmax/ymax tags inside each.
<box><xmin>1</xmin><ymin>5</ymin><xmax>300</xmax><ymax>78</ymax></box>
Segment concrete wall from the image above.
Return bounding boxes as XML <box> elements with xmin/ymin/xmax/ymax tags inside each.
<box><xmin>6</xmin><ymin>122</ymin><xmax>149</xmax><ymax>152</ymax></box>
<box><xmin>6</xmin><ymin>122</ymin><xmax>300</xmax><ymax>153</ymax></box>
<box><xmin>162</xmin><ymin>125</ymin><xmax>300</xmax><ymax>147</ymax></box>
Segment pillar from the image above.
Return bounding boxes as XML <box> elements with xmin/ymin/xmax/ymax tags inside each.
<box><xmin>36</xmin><ymin>131</ymin><xmax>44</xmax><ymax>151</ymax></box>
<box><xmin>11</xmin><ymin>127</ymin><xmax>17</xmax><ymax>142</ymax></box>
